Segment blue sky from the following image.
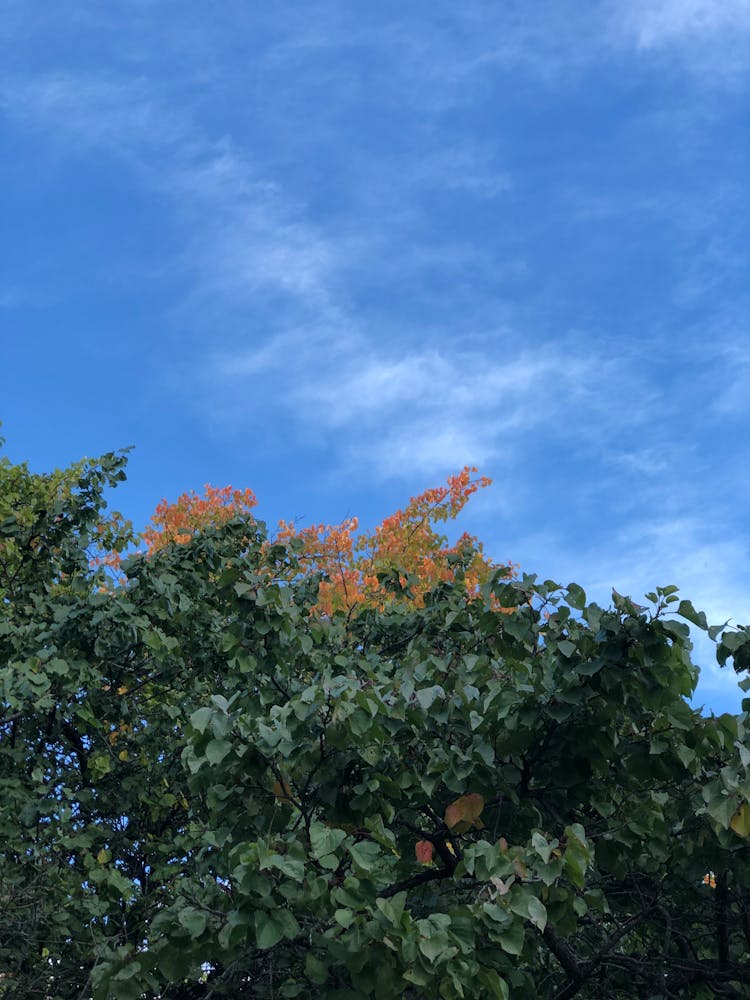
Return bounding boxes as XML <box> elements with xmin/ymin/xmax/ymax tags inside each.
<box><xmin>1</xmin><ymin>1</ymin><xmax>748</xmax><ymax>712</ymax></box>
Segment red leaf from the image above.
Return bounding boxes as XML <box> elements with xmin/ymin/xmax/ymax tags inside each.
<box><xmin>415</xmin><ymin>840</ymin><xmax>434</xmax><ymax>864</ymax></box>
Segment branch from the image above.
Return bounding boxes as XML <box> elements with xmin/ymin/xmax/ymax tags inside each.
<box><xmin>547</xmin><ymin>908</ymin><xmax>651</xmax><ymax>1000</ymax></box>
<box><xmin>61</xmin><ymin>721</ymin><xmax>89</xmax><ymax>784</ymax></box>
<box><xmin>544</xmin><ymin>926</ymin><xmax>585</xmax><ymax>1000</ymax></box>
<box><xmin>378</xmin><ymin>865</ymin><xmax>456</xmax><ymax>899</ymax></box>
<box><xmin>715</xmin><ymin>870</ymin><xmax>730</xmax><ymax>969</ymax></box>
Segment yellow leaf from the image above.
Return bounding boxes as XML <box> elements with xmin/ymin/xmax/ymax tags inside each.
<box><xmin>96</xmin><ymin>849</ymin><xmax>110</xmax><ymax>865</ymax></box>
<box><xmin>444</xmin><ymin>792</ymin><xmax>485</xmax><ymax>834</ymax></box>
<box><xmin>730</xmin><ymin>802</ymin><xmax>750</xmax><ymax>838</ymax></box>
<box><xmin>117</xmin><ymin>686</ymin><xmax>128</xmax><ymax>695</ymax></box>
<box><xmin>118</xmin><ymin>750</ymin><xmax>129</xmax><ymax>762</ymax></box>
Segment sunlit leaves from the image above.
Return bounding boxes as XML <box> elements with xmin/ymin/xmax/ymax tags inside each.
<box><xmin>142</xmin><ymin>466</ymin><xmax>512</xmax><ymax>616</ymax></box>
<box><xmin>143</xmin><ymin>484</ymin><xmax>258</xmax><ymax>553</ymax></box>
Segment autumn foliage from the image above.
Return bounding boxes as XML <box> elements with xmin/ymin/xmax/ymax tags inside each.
<box><xmin>141</xmin><ymin>467</ymin><xmax>513</xmax><ymax>615</ymax></box>
<box><xmin>143</xmin><ymin>484</ymin><xmax>258</xmax><ymax>551</ymax></box>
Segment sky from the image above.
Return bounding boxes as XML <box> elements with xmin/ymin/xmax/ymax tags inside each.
<box><xmin>1</xmin><ymin>1</ymin><xmax>748</xmax><ymax>712</ymax></box>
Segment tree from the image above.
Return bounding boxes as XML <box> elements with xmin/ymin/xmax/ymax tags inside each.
<box><xmin>1</xmin><ymin>442</ymin><xmax>749</xmax><ymax>999</ymax></box>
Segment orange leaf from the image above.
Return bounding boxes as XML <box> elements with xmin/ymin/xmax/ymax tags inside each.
<box><xmin>415</xmin><ymin>840</ymin><xmax>434</xmax><ymax>864</ymax></box>
<box><xmin>273</xmin><ymin>780</ymin><xmax>294</xmax><ymax>803</ymax></box>
<box><xmin>444</xmin><ymin>792</ymin><xmax>485</xmax><ymax>834</ymax></box>
<box><xmin>137</xmin><ymin>470</ymin><xmax>514</xmax><ymax>616</ymax></box>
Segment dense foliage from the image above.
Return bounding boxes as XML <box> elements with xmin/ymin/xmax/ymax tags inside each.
<box><xmin>1</xmin><ymin>444</ymin><xmax>749</xmax><ymax>999</ymax></box>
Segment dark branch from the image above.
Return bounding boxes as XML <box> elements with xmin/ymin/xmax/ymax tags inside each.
<box><xmin>378</xmin><ymin>865</ymin><xmax>457</xmax><ymax>899</ymax></box>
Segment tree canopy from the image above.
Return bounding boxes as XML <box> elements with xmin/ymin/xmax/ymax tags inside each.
<box><xmin>1</xmin><ymin>443</ymin><xmax>749</xmax><ymax>999</ymax></box>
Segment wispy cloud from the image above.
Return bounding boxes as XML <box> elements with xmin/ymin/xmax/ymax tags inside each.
<box><xmin>614</xmin><ymin>0</ymin><xmax>750</xmax><ymax>78</ymax></box>
<box><xmin>1</xmin><ymin>71</ymin><xmax>349</xmax><ymax>319</ymax></box>
<box><xmin>1</xmin><ymin>74</ymin><xmax>183</xmax><ymax>154</ymax></box>
<box><xmin>210</xmin><ymin>328</ymin><xmax>667</xmax><ymax>480</ymax></box>
<box><xmin>712</xmin><ymin>343</ymin><xmax>750</xmax><ymax>417</ymax></box>
<box><xmin>621</xmin><ymin>0</ymin><xmax>750</xmax><ymax>48</ymax></box>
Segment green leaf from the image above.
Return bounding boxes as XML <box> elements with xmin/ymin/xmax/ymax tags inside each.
<box><xmin>677</xmin><ymin>600</ymin><xmax>707</xmax><ymax>630</ymax></box>
<box><xmin>334</xmin><ymin>908</ymin><xmax>355</xmax><ymax>928</ymax></box>
<box><xmin>309</xmin><ymin>822</ymin><xmax>347</xmax><ymax>860</ymax></box>
<box><xmin>531</xmin><ymin>832</ymin><xmax>555</xmax><ymax>863</ymax></box>
<box><xmin>304</xmin><ymin>953</ymin><xmax>328</xmax><ymax>985</ymax></box>
<box><xmin>279</xmin><ymin>984</ymin><xmax>306</xmax><ymax>998</ymax></box>
<box><xmin>376</xmin><ymin>892</ymin><xmax>406</xmax><ymax>926</ymax></box>
<box><xmin>497</xmin><ymin>920</ymin><xmax>524</xmax><ymax>955</ymax></box>
<box><xmin>563</xmin><ymin>825</ymin><xmax>590</xmax><ymax>888</ymax></box>
<box><xmin>157</xmin><ymin>944</ymin><xmax>189</xmax><ymax>981</ymax></box>
<box><xmin>348</xmin><ymin>840</ymin><xmax>381</xmax><ymax>872</ymax></box>
<box><xmin>566</xmin><ymin>583</ymin><xmax>586</xmax><ymax>610</ymax></box>
<box><xmin>416</xmin><ymin>685</ymin><xmax>445</xmax><ymax>710</ymax></box>
<box><xmin>178</xmin><ymin>907</ymin><xmax>208</xmax><ymax>938</ymax></box>
<box><xmin>265</xmin><ymin>854</ymin><xmax>305</xmax><ymax>882</ymax></box>
<box><xmin>190</xmin><ymin>707</ymin><xmax>213</xmax><ymax>734</ymax></box>
<box><xmin>477</xmin><ymin>970</ymin><xmax>510</xmax><ymax>1000</ymax></box>
<box><xmin>205</xmin><ymin>738</ymin><xmax>232</xmax><ymax>764</ymax></box>
<box><xmin>706</xmin><ymin>794</ymin><xmax>738</xmax><ymax>830</ymax></box>
<box><xmin>255</xmin><ymin>911</ymin><xmax>285</xmax><ymax>949</ymax></box>
<box><xmin>418</xmin><ymin>935</ymin><xmax>452</xmax><ymax>962</ymax></box>
<box><xmin>526</xmin><ymin>896</ymin><xmax>547</xmax><ymax>932</ymax></box>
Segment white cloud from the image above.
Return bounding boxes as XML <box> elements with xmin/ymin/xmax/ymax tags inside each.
<box><xmin>211</xmin><ymin>328</ymin><xmax>662</xmax><ymax>482</ymax></box>
<box><xmin>621</xmin><ymin>0</ymin><xmax>750</xmax><ymax>48</ymax></box>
